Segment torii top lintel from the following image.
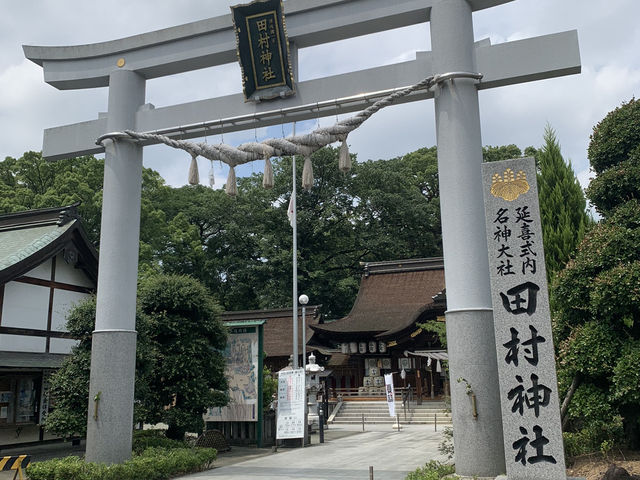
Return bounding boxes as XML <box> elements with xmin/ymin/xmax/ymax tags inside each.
<box><xmin>24</xmin><ymin>0</ymin><xmax>513</xmax><ymax>90</ymax></box>
<box><xmin>24</xmin><ymin>0</ymin><xmax>580</xmax><ymax>161</ymax></box>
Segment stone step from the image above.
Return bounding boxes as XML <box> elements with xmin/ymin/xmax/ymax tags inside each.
<box><xmin>340</xmin><ymin>408</ymin><xmax>451</xmax><ymax>415</ymax></box>
<box><xmin>343</xmin><ymin>400</ymin><xmax>446</xmax><ymax>408</ymax></box>
<box><xmin>342</xmin><ymin>403</ymin><xmax>446</xmax><ymax>410</ymax></box>
<box><xmin>337</xmin><ymin>415</ymin><xmax>451</xmax><ymax>422</ymax></box>
<box><xmin>340</xmin><ymin>406</ymin><xmax>449</xmax><ymax>412</ymax></box>
<box><xmin>331</xmin><ymin>419</ymin><xmax>452</xmax><ymax>425</ymax></box>
<box><xmin>331</xmin><ymin>400</ymin><xmax>452</xmax><ymax>425</ymax></box>
<box><xmin>331</xmin><ymin>405</ymin><xmax>451</xmax><ymax>425</ymax></box>
<box><xmin>340</xmin><ymin>408</ymin><xmax>449</xmax><ymax>415</ymax></box>
<box><xmin>339</xmin><ymin>410</ymin><xmax>449</xmax><ymax>414</ymax></box>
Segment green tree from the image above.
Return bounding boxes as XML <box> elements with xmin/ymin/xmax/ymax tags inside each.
<box><xmin>553</xmin><ymin>98</ymin><xmax>640</xmax><ymax>450</ymax></box>
<box><xmin>0</xmin><ymin>152</ymin><xmax>171</xmax><ymax>248</ymax></box>
<box><xmin>150</xmin><ymin>146</ymin><xmax>443</xmax><ymax>318</ymax></box>
<box><xmin>0</xmin><ymin>152</ymin><xmax>105</xmax><ymax>243</ymax></box>
<box><xmin>45</xmin><ymin>275</ymin><xmax>228</xmax><ymax>441</ymax></box>
<box><xmin>138</xmin><ymin>274</ymin><xmax>228</xmax><ymax>440</ymax></box>
<box><xmin>262</xmin><ymin>366</ymin><xmax>278</xmax><ymax>412</ymax></box>
<box><xmin>44</xmin><ymin>298</ymin><xmax>154</xmax><ymax>438</ymax></box>
<box><xmin>482</xmin><ymin>144</ymin><xmax>523</xmax><ymax>163</ymax></box>
<box><xmin>586</xmin><ymin>98</ymin><xmax>640</xmax><ymax>217</ymax></box>
<box><xmin>536</xmin><ymin>126</ymin><xmax>591</xmax><ymax>280</ymax></box>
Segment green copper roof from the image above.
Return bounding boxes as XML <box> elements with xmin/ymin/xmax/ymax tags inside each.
<box><xmin>0</xmin><ymin>222</ymin><xmax>73</xmax><ymax>272</ymax></box>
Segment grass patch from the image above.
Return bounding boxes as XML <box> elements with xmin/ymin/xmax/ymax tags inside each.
<box><xmin>405</xmin><ymin>460</ymin><xmax>455</xmax><ymax>480</ymax></box>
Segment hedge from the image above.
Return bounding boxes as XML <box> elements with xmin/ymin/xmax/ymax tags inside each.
<box><xmin>132</xmin><ymin>429</ymin><xmax>190</xmax><ymax>454</ymax></box>
<box><xmin>26</xmin><ymin>447</ymin><xmax>217</xmax><ymax>480</ymax></box>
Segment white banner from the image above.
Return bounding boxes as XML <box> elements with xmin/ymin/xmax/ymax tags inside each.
<box><xmin>384</xmin><ymin>373</ymin><xmax>396</xmax><ymax>417</ymax></box>
<box><xmin>276</xmin><ymin>369</ymin><xmax>306</xmax><ymax>439</ymax></box>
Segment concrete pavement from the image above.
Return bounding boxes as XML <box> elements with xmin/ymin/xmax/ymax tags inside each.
<box><xmin>177</xmin><ymin>423</ymin><xmax>448</xmax><ymax>480</ymax></box>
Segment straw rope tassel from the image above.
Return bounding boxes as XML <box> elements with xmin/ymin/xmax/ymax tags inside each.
<box><xmin>263</xmin><ymin>158</ymin><xmax>274</xmax><ymax>189</ymax></box>
<box><xmin>208</xmin><ymin>160</ymin><xmax>215</xmax><ymax>187</ymax></box>
<box><xmin>302</xmin><ymin>156</ymin><xmax>313</xmax><ymax>191</ymax></box>
<box><xmin>339</xmin><ymin>138</ymin><xmax>351</xmax><ymax>173</ymax></box>
<box><xmin>114</xmin><ymin>75</ymin><xmax>485</xmax><ymax>191</ymax></box>
<box><xmin>225</xmin><ymin>166</ymin><xmax>238</xmax><ymax>196</ymax></box>
<box><xmin>188</xmin><ymin>153</ymin><xmax>199</xmax><ymax>185</ymax></box>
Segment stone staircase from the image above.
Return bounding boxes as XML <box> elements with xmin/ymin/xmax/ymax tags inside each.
<box><xmin>329</xmin><ymin>400</ymin><xmax>452</xmax><ymax>425</ymax></box>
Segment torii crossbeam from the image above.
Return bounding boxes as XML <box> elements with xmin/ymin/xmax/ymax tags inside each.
<box><xmin>25</xmin><ymin>0</ymin><xmax>580</xmax><ymax>475</ymax></box>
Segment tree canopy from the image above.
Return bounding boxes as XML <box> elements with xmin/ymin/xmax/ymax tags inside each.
<box><xmin>586</xmin><ymin>98</ymin><xmax>640</xmax><ymax>217</ymax></box>
<box><xmin>0</xmin><ymin>151</ymin><xmax>168</xmax><ymax>247</ymax></box>
<box><xmin>44</xmin><ymin>275</ymin><xmax>227</xmax><ymax>441</ymax></box>
<box><xmin>553</xmin><ymin>98</ymin><xmax>640</xmax><ymax>451</ymax></box>
<box><xmin>138</xmin><ymin>274</ymin><xmax>228</xmax><ymax>440</ymax></box>
<box><xmin>144</xmin><ymin>146</ymin><xmax>443</xmax><ymax>318</ymax></box>
<box><xmin>536</xmin><ymin>125</ymin><xmax>591</xmax><ymax>279</ymax></box>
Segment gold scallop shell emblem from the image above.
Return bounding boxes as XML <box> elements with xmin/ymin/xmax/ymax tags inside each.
<box><xmin>490</xmin><ymin>168</ymin><xmax>530</xmax><ymax>201</ymax></box>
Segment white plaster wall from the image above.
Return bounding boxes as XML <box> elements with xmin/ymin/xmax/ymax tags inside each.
<box><xmin>1</xmin><ymin>282</ymin><xmax>49</xmax><ymax>330</ymax></box>
<box><xmin>49</xmin><ymin>338</ymin><xmax>79</xmax><ymax>354</ymax></box>
<box><xmin>0</xmin><ymin>334</ymin><xmax>46</xmax><ymax>352</ymax></box>
<box><xmin>24</xmin><ymin>258</ymin><xmax>52</xmax><ymax>281</ymax></box>
<box><xmin>54</xmin><ymin>253</ymin><xmax>94</xmax><ymax>287</ymax></box>
<box><xmin>51</xmin><ymin>290</ymin><xmax>91</xmax><ymax>332</ymax></box>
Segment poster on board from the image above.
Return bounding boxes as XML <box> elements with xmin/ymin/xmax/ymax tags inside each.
<box><xmin>204</xmin><ymin>325</ymin><xmax>260</xmax><ymax>422</ymax></box>
<box><xmin>276</xmin><ymin>368</ymin><xmax>305</xmax><ymax>439</ymax></box>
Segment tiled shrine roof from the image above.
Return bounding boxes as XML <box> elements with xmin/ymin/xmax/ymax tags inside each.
<box><xmin>0</xmin><ymin>204</ymin><xmax>98</xmax><ymax>285</ymax></box>
<box><xmin>221</xmin><ymin>306</ymin><xmax>321</xmax><ymax>359</ymax></box>
<box><xmin>310</xmin><ymin>258</ymin><xmax>446</xmax><ymax>340</ymax></box>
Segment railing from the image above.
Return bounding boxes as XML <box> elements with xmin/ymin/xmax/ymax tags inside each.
<box><xmin>330</xmin><ymin>386</ymin><xmax>417</xmax><ymax>400</ymax></box>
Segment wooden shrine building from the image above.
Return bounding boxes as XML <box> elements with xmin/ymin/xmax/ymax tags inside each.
<box><xmin>0</xmin><ymin>205</ymin><xmax>98</xmax><ymax>447</ymax></box>
<box><xmin>308</xmin><ymin>258</ymin><xmax>449</xmax><ymax>401</ymax></box>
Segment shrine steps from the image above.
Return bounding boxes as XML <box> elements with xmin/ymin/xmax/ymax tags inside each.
<box><xmin>330</xmin><ymin>401</ymin><xmax>452</xmax><ymax>425</ymax></box>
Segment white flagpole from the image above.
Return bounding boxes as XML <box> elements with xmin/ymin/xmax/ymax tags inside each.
<box><xmin>292</xmin><ymin>122</ymin><xmax>298</xmax><ymax>370</ymax></box>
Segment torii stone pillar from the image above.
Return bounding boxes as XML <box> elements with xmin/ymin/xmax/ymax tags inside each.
<box><xmin>85</xmin><ymin>70</ymin><xmax>145</xmax><ymax>463</ymax></box>
<box><xmin>431</xmin><ymin>0</ymin><xmax>505</xmax><ymax>476</ymax></box>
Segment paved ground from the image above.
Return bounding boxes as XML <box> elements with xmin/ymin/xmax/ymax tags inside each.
<box><xmin>0</xmin><ymin>440</ymin><xmax>85</xmax><ymax>462</ymax></box>
<box><xmin>177</xmin><ymin>423</ymin><xmax>447</xmax><ymax>480</ymax></box>
<box><xmin>0</xmin><ymin>423</ymin><xmax>447</xmax><ymax>480</ymax></box>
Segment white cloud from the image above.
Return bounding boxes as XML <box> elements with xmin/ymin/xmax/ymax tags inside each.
<box><xmin>593</xmin><ymin>65</ymin><xmax>640</xmax><ymax>98</ymax></box>
<box><xmin>1</xmin><ymin>0</ymin><xmax>639</xmax><ymax>194</ymax></box>
<box><xmin>576</xmin><ymin>167</ymin><xmax>593</xmax><ymax>192</ymax></box>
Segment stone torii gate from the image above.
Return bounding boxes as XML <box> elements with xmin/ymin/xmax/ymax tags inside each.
<box><xmin>25</xmin><ymin>0</ymin><xmax>580</xmax><ymax>475</ymax></box>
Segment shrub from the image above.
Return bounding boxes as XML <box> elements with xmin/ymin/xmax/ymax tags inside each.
<box><xmin>437</xmin><ymin>426</ymin><xmax>454</xmax><ymax>461</ymax></box>
<box><xmin>588</xmin><ymin>98</ymin><xmax>640</xmax><ymax>174</ymax></box>
<box><xmin>26</xmin><ymin>447</ymin><xmax>217</xmax><ymax>480</ymax></box>
<box><xmin>562</xmin><ymin>415</ymin><xmax>624</xmax><ymax>460</ymax></box>
<box><xmin>405</xmin><ymin>460</ymin><xmax>455</xmax><ymax>480</ymax></box>
<box><xmin>132</xmin><ymin>429</ymin><xmax>188</xmax><ymax>454</ymax></box>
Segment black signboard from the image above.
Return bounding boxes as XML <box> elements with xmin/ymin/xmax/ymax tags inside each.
<box><xmin>231</xmin><ymin>0</ymin><xmax>295</xmax><ymax>102</ymax></box>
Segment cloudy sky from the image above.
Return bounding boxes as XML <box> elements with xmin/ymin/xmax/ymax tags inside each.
<box><xmin>1</xmin><ymin>0</ymin><xmax>639</xmax><ymax>190</ymax></box>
